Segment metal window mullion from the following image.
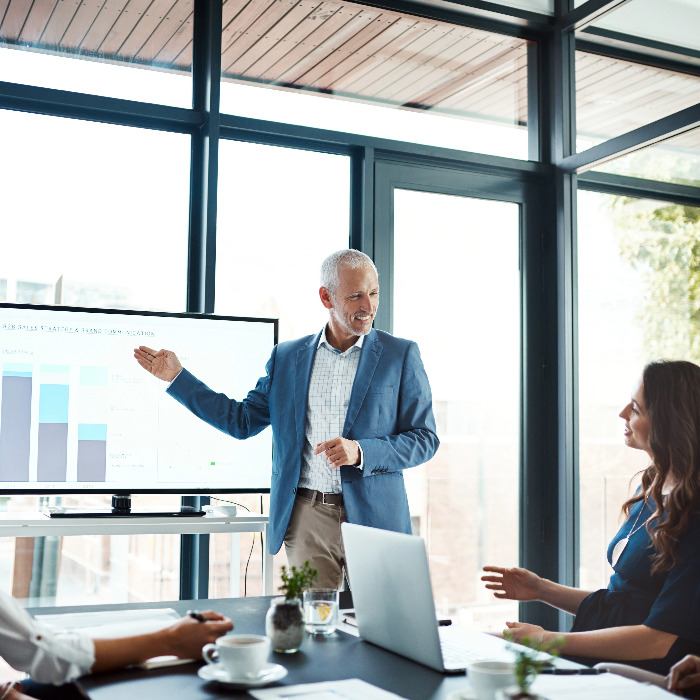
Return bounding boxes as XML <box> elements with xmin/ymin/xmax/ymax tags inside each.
<box><xmin>519</xmin><ymin>0</ymin><xmax>578</xmax><ymax>633</ymax></box>
<box><xmin>181</xmin><ymin>0</ymin><xmax>223</xmax><ymax>602</ymax></box>
<box><xmin>558</xmin><ymin>0</ymin><xmax>632</xmax><ymax>34</ymax></box>
<box><xmin>560</xmin><ymin>103</ymin><xmax>700</xmax><ymax>173</ymax></box>
<box><xmin>351</xmin><ymin>146</ymin><xmax>375</xmax><ymax>256</ymax></box>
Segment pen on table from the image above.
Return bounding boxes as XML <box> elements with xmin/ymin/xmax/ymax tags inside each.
<box><xmin>540</xmin><ymin>667</ymin><xmax>606</xmax><ymax>675</ymax></box>
<box><xmin>187</xmin><ymin>610</ymin><xmax>207</xmax><ymax>622</ymax></box>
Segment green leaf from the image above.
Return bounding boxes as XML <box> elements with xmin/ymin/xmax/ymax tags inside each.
<box><xmin>278</xmin><ymin>560</ymin><xmax>318</xmax><ymax>600</ymax></box>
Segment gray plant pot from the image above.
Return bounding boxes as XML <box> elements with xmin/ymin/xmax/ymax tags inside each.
<box><xmin>265</xmin><ymin>596</ymin><xmax>305</xmax><ymax>653</ymax></box>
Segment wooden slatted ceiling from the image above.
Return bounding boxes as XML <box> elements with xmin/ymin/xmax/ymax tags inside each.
<box><xmin>0</xmin><ymin>0</ymin><xmax>193</xmax><ymax>67</ymax></box>
<box><xmin>219</xmin><ymin>0</ymin><xmax>528</xmax><ymax>122</ymax></box>
<box><xmin>576</xmin><ymin>52</ymin><xmax>700</xmax><ymax>143</ymax></box>
<box><xmin>1</xmin><ymin>0</ymin><xmax>697</xmax><ymax>142</ymax></box>
<box><xmin>0</xmin><ymin>0</ymin><xmax>528</xmax><ymax>124</ymax></box>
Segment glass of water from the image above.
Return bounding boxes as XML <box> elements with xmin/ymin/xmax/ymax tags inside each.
<box><xmin>303</xmin><ymin>588</ymin><xmax>339</xmax><ymax>635</ymax></box>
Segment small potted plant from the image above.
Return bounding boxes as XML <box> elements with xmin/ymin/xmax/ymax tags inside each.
<box><xmin>265</xmin><ymin>560</ymin><xmax>318</xmax><ymax>653</ymax></box>
<box><xmin>495</xmin><ymin>633</ymin><xmax>564</xmax><ymax>700</ymax></box>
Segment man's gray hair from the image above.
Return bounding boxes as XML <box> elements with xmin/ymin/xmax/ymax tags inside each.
<box><xmin>320</xmin><ymin>249</ymin><xmax>378</xmax><ymax>295</ymax></box>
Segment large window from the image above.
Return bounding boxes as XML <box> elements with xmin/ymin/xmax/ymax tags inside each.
<box><xmin>0</xmin><ymin>495</ymin><xmax>183</xmax><ymax>607</ymax></box>
<box><xmin>215</xmin><ymin>141</ymin><xmax>351</xmax><ymax>341</ymax></box>
<box><xmin>0</xmin><ymin>111</ymin><xmax>190</xmax><ymax>312</ymax></box>
<box><xmin>0</xmin><ymin>109</ymin><xmax>190</xmax><ymax>611</ymax></box>
<box><xmin>577</xmin><ymin>189</ymin><xmax>700</xmax><ymax>590</ymax></box>
<box><xmin>393</xmin><ymin>189</ymin><xmax>521</xmax><ymax>630</ymax></box>
<box><xmin>212</xmin><ymin>141</ymin><xmax>350</xmax><ymax>590</ymax></box>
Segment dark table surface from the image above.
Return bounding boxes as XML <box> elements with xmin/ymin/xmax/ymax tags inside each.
<box><xmin>29</xmin><ymin>596</ymin><xmax>471</xmax><ymax>700</ymax></box>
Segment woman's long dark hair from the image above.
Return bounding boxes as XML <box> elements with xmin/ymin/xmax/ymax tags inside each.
<box><xmin>621</xmin><ymin>360</ymin><xmax>700</xmax><ymax>573</ymax></box>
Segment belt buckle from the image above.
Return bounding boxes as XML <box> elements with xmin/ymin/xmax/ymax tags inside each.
<box><xmin>321</xmin><ymin>492</ymin><xmax>335</xmax><ymax>505</ymax></box>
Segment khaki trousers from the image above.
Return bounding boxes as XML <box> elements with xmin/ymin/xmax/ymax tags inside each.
<box><xmin>283</xmin><ymin>492</ymin><xmax>348</xmax><ymax>590</ymax></box>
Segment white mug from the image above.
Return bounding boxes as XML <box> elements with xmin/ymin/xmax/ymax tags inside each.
<box><xmin>467</xmin><ymin>660</ymin><xmax>517</xmax><ymax>700</ymax></box>
<box><xmin>202</xmin><ymin>634</ymin><xmax>270</xmax><ymax>679</ymax></box>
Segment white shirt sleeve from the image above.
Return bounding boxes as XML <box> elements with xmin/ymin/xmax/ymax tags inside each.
<box><xmin>0</xmin><ymin>591</ymin><xmax>95</xmax><ymax>684</ymax></box>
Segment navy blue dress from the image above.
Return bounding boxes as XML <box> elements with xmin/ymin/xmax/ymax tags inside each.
<box><xmin>567</xmin><ymin>497</ymin><xmax>700</xmax><ymax>674</ymax></box>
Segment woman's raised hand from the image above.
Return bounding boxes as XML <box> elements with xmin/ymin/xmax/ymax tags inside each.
<box><xmin>481</xmin><ymin>566</ymin><xmax>543</xmax><ymax>602</ymax></box>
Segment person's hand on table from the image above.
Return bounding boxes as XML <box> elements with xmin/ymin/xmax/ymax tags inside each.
<box><xmin>166</xmin><ymin>611</ymin><xmax>233</xmax><ymax>660</ymax></box>
<box><xmin>133</xmin><ymin>346</ymin><xmax>182</xmax><ymax>383</ymax></box>
<box><xmin>502</xmin><ymin>621</ymin><xmax>546</xmax><ymax>645</ymax></box>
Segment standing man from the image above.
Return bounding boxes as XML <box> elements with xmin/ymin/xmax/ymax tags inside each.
<box><xmin>134</xmin><ymin>249</ymin><xmax>438</xmax><ymax>588</ymax></box>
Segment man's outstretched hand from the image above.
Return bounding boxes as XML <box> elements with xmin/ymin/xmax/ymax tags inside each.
<box><xmin>134</xmin><ymin>346</ymin><xmax>182</xmax><ymax>383</ymax></box>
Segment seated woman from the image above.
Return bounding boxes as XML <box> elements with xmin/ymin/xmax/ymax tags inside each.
<box><xmin>482</xmin><ymin>360</ymin><xmax>700</xmax><ymax>675</ymax></box>
<box><xmin>0</xmin><ymin>589</ymin><xmax>232</xmax><ymax>700</ymax></box>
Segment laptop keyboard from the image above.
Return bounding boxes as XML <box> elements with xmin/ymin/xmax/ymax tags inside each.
<box><xmin>439</xmin><ymin>626</ymin><xmax>508</xmax><ymax>671</ymax></box>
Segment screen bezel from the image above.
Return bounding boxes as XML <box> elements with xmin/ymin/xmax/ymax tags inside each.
<box><xmin>0</xmin><ymin>302</ymin><xmax>278</xmax><ymax>496</ymax></box>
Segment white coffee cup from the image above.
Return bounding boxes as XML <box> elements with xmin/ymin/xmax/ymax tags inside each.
<box><xmin>202</xmin><ymin>634</ymin><xmax>271</xmax><ymax>679</ymax></box>
<box><xmin>467</xmin><ymin>660</ymin><xmax>517</xmax><ymax>700</ymax></box>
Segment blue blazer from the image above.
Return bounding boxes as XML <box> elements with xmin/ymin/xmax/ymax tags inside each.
<box><xmin>167</xmin><ymin>328</ymin><xmax>439</xmax><ymax>553</ymax></box>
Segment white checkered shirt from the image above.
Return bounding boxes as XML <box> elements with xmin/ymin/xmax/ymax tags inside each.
<box><xmin>298</xmin><ymin>327</ymin><xmax>364</xmax><ymax>494</ymax></box>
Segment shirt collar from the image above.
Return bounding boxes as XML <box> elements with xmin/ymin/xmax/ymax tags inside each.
<box><xmin>318</xmin><ymin>326</ymin><xmax>365</xmax><ymax>355</ymax></box>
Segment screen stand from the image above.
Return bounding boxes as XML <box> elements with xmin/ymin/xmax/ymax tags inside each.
<box><xmin>45</xmin><ymin>494</ymin><xmax>206</xmax><ymax>518</ymax></box>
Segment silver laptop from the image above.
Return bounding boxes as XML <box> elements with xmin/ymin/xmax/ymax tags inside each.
<box><xmin>341</xmin><ymin>522</ymin><xmax>514</xmax><ymax>674</ymax></box>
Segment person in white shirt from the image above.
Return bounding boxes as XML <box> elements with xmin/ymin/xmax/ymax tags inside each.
<box><xmin>0</xmin><ymin>590</ymin><xmax>232</xmax><ymax>699</ymax></box>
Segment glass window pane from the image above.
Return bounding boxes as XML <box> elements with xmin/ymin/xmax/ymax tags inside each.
<box><xmin>592</xmin><ymin>127</ymin><xmax>700</xmax><ymax>187</ymax></box>
<box><xmin>219</xmin><ymin>1</ymin><xmax>529</xmax><ymax>159</ymax></box>
<box><xmin>0</xmin><ymin>1</ymin><xmax>192</xmax><ymax>107</ymax></box>
<box><xmin>214</xmin><ymin>142</ymin><xmax>350</xmax><ymax>585</ymax></box>
<box><xmin>0</xmin><ymin>111</ymin><xmax>190</xmax><ymax>312</ymax></box>
<box><xmin>208</xmin><ymin>493</ymin><xmax>274</xmax><ymax>598</ymax></box>
<box><xmin>575</xmin><ymin>51</ymin><xmax>700</xmax><ymax>149</ymax></box>
<box><xmin>578</xmin><ymin>0</ymin><xmax>700</xmax><ymax>53</ymax></box>
<box><xmin>577</xmin><ymin>190</ymin><xmax>700</xmax><ymax>590</ymax></box>
<box><xmin>0</xmin><ymin>495</ymin><xmax>182</xmax><ymax>607</ymax></box>
<box><xmin>500</xmin><ymin>0</ymin><xmax>553</xmax><ymax>13</ymax></box>
<box><xmin>215</xmin><ymin>141</ymin><xmax>350</xmax><ymax>341</ymax></box>
<box><xmin>393</xmin><ymin>190</ymin><xmax>520</xmax><ymax>629</ymax></box>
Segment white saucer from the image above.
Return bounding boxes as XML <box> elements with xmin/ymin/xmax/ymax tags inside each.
<box><xmin>197</xmin><ymin>662</ymin><xmax>287</xmax><ymax>688</ymax></box>
<box><xmin>447</xmin><ymin>691</ymin><xmax>475</xmax><ymax>700</ymax></box>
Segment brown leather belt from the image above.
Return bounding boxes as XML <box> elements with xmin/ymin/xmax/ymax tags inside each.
<box><xmin>296</xmin><ymin>487</ymin><xmax>344</xmax><ymax>506</ymax></box>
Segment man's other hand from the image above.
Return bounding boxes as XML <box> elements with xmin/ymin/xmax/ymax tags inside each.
<box><xmin>314</xmin><ymin>438</ymin><xmax>360</xmax><ymax>468</ymax></box>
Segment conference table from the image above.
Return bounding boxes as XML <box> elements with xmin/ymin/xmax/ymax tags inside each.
<box><xmin>26</xmin><ymin>595</ymin><xmax>675</xmax><ymax>700</ymax></box>
<box><xmin>27</xmin><ymin>594</ymin><xmax>476</xmax><ymax>699</ymax></box>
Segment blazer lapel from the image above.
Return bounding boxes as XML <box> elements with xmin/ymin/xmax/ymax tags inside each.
<box><xmin>343</xmin><ymin>329</ymin><xmax>382</xmax><ymax>436</ymax></box>
<box><xmin>295</xmin><ymin>333</ymin><xmax>320</xmax><ymax>446</ymax></box>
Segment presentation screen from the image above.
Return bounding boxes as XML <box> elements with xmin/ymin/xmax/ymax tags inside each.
<box><xmin>0</xmin><ymin>303</ymin><xmax>277</xmax><ymax>494</ymax></box>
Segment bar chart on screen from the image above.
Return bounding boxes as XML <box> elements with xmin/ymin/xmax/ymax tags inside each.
<box><xmin>0</xmin><ymin>328</ymin><xmax>159</xmax><ymax>486</ymax></box>
<box><xmin>0</xmin><ymin>305</ymin><xmax>275</xmax><ymax>493</ymax></box>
